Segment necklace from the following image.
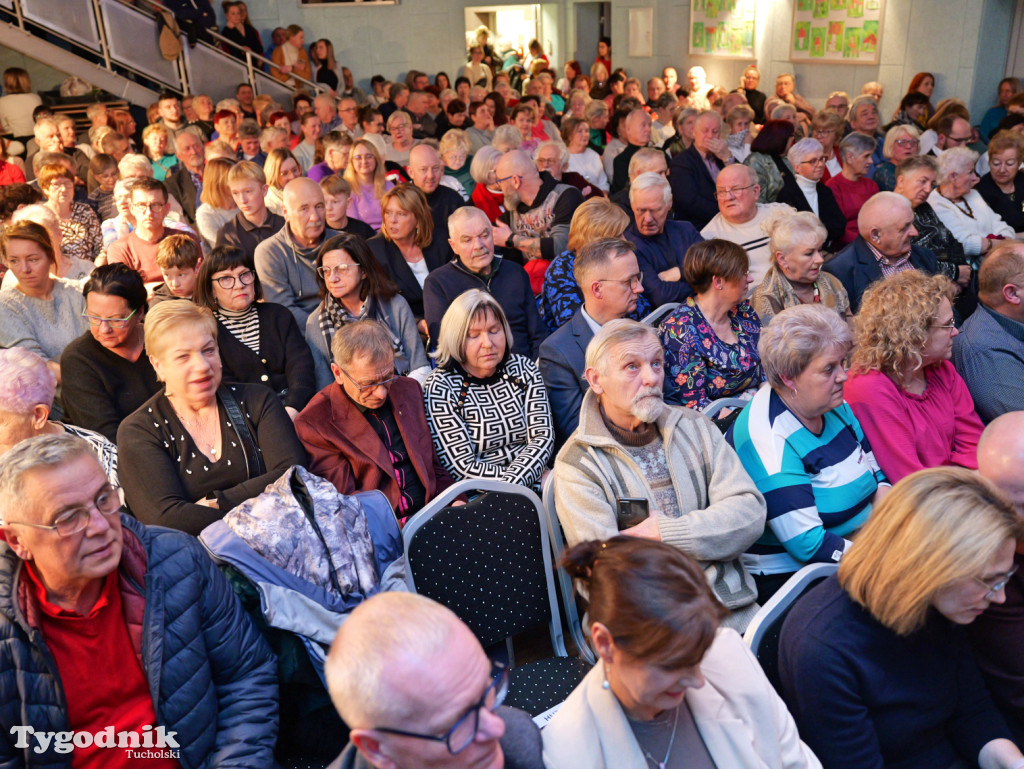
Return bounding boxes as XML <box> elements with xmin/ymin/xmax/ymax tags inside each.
<box><xmin>640</xmin><ymin>707</ymin><xmax>680</xmax><ymax>769</ymax></box>
<box><xmin>949</xmin><ymin>195</ymin><xmax>975</xmax><ymax>219</ymax></box>
<box><xmin>172</xmin><ymin>401</ymin><xmax>220</xmax><ymax>459</ymax></box>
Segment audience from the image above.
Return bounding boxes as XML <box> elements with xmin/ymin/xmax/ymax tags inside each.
<box><xmin>929</xmin><ymin>146</ymin><xmax>1015</xmax><ymax>258</ymax></box>
<box><xmin>827</xmin><ymin>132</ymin><xmax>881</xmax><ymax>245</ymax></box>
<box><xmin>60</xmin><ymin>264</ymin><xmax>159</xmax><ymax>443</ymax></box>
<box><xmin>163</xmin><ymin>127</ymin><xmax>206</xmax><ymax>224</ymax></box>
<box><xmin>344</xmin><ymin>138</ymin><xmax>392</xmax><ymax>230</ymax></box>
<box><xmin>844</xmin><ymin>270</ymin><xmax>983</xmax><ymax>482</ymax></box>
<box><xmin>308</xmin><ymin>232</ymin><xmax>429</xmax><ymax>389</ymax></box>
<box><xmin>262</xmin><ymin>147</ymin><xmax>303</xmax><ymax>216</ymax></box>
<box><xmin>0</xmin><ymin>433</ymin><xmax>280</xmax><ymax>767</ymax></box>
<box><xmin>744</xmin><ymin>119</ymin><xmax>796</xmax><ymax>204</ymax></box>
<box><xmin>194</xmin><ymin>156</ymin><xmax>239</xmax><ymax>249</ymax></box>
<box><xmin>553</xmin><ymin>319</ymin><xmax>765</xmax><ymax>629</ymax></box>
<box><xmin>216</xmin><ymin>160</ymin><xmax>285</xmax><ymax>259</ymax></box>
<box><xmin>194</xmin><ymin>245</ymin><xmax>315</xmax><ymax>418</ymax></box>
<box><xmin>976</xmin><ymin>131</ymin><xmax>1024</xmax><ymax>234</ymax></box>
<box><xmin>776</xmin><ymin>137</ymin><xmax>846</xmax><ymax>253</ymax></box>
<box><xmin>728</xmin><ymin>305</ymin><xmax>886</xmax><ymax>601</ymax></box>
<box><xmin>424</xmin><ymin>288</ymin><xmax>553</xmax><ymax>491</ymax></box>
<box><xmin>659</xmin><ymin>239</ymin><xmax>763</xmax><ymax>411</ymax></box>
<box><xmin>296</xmin><ymin>320</ymin><xmax>453</xmax><ymax>521</ymax></box>
<box><xmin>117</xmin><ymin>301</ymin><xmax>307</xmax><ymax>535</ymax></box>
<box><xmin>544</xmin><ymin>536</ymin><xmax>820</xmax><ymax>769</ymax></box>
<box><xmin>753</xmin><ymin>210</ymin><xmax>851</xmax><ymax>325</ymax></box>
<box><xmin>39</xmin><ymin>163</ymin><xmax>103</xmax><ymax>263</ymax></box>
<box><xmin>780</xmin><ymin>467</ymin><xmax>1024</xmax><ymax>769</ymax></box>
<box><xmin>424</xmin><ymin>206</ymin><xmax>546</xmax><ymax>357</ymax></box>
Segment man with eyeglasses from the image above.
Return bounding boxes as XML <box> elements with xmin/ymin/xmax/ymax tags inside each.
<box><xmin>106</xmin><ymin>177</ymin><xmax>202</xmax><ymax>284</ymax></box>
<box><xmin>324</xmin><ymin>591</ymin><xmax>543</xmax><ymax>769</ymax></box>
<box><xmin>624</xmin><ymin>172</ymin><xmax>703</xmax><ymax>308</ymax></box>
<box><xmin>930</xmin><ymin>115</ymin><xmax>974</xmax><ymax>156</ymax></box>
<box><xmin>668</xmin><ymin>111</ymin><xmax>735</xmax><ymax>230</ymax></box>
<box><xmin>972</xmin><ymin>412</ymin><xmax>1024</xmax><ymax>743</ymax></box>
<box><xmin>337</xmin><ymin>96</ymin><xmax>363</xmax><ymax>138</ymax></box>
<box><xmin>539</xmin><ymin>237</ymin><xmax>645</xmax><ymax>449</ymax></box>
<box><xmin>0</xmin><ymin>433</ymin><xmax>278</xmax><ymax>767</ymax></box>
<box><xmin>296</xmin><ymin>320</ymin><xmax>460</xmax><ymax>521</ymax></box>
<box><xmin>701</xmin><ymin>164</ymin><xmax>795</xmax><ymax>288</ymax></box>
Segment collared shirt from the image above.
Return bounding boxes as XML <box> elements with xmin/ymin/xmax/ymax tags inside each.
<box><xmin>188</xmin><ymin>169</ymin><xmax>203</xmax><ymax>199</ymax></box>
<box><xmin>953</xmin><ymin>302</ymin><xmax>1024</xmax><ymax>423</ymax></box>
<box><xmin>865</xmin><ymin>239</ymin><xmax>914</xmax><ymax>278</ymax></box>
<box><xmin>216</xmin><ymin>210</ymin><xmax>285</xmax><ymax>260</ymax></box>
<box><xmin>702</xmin><ymin>152</ymin><xmax>722</xmax><ymax>182</ymax></box>
<box><xmin>580</xmin><ymin>306</ymin><xmax>603</xmax><ymax>336</ymax></box>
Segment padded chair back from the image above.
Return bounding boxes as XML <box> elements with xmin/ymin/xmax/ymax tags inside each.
<box><xmin>642</xmin><ymin>302</ymin><xmax>681</xmax><ymax>326</ymax></box>
<box><xmin>403</xmin><ymin>479</ymin><xmax>567</xmax><ymax>654</ymax></box>
<box><xmin>743</xmin><ymin>563</ymin><xmax>838</xmax><ymax>692</ymax></box>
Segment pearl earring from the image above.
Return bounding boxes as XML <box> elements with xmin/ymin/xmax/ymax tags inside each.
<box><xmin>602</xmin><ymin>663</ymin><xmax>611</xmax><ymax>690</ymax></box>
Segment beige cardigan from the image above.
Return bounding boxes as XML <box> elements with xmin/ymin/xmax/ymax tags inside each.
<box><xmin>541</xmin><ymin>629</ymin><xmax>822</xmax><ymax>769</ymax></box>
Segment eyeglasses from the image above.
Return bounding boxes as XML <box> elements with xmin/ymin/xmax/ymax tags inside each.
<box><xmin>494</xmin><ymin>173</ymin><xmax>520</xmax><ymax>185</ymax></box>
<box><xmin>713</xmin><ymin>184</ymin><xmax>756</xmax><ymax>199</ymax></box>
<box><xmin>894</xmin><ymin>138</ymin><xmax>920</xmax><ymax>148</ymax></box>
<box><xmin>596</xmin><ymin>272</ymin><xmax>643</xmax><ymax>290</ymax></box>
<box><xmin>213</xmin><ymin>270</ymin><xmax>256</xmax><ymax>289</ymax></box>
<box><xmin>339</xmin><ymin>367</ymin><xmax>400</xmax><ymax>392</ymax></box>
<box><xmin>131</xmin><ymin>201</ymin><xmax>166</xmax><ymax>212</ymax></box>
<box><xmin>973</xmin><ymin>563</ymin><xmax>1019</xmax><ymax>599</ymax></box>
<box><xmin>317</xmin><ymin>264</ymin><xmax>358</xmax><ymax>279</ymax></box>
<box><xmin>798</xmin><ymin>156</ymin><xmax>828</xmax><ymax>166</ymax></box>
<box><xmin>82</xmin><ymin>307</ymin><xmax>138</xmax><ymax>328</ymax></box>
<box><xmin>373</xmin><ymin>661</ymin><xmax>508</xmax><ymax>754</ymax></box>
<box><xmin>930</xmin><ymin>320</ymin><xmax>957</xmax><ymax>331</ymax></box>
<box><xmin>813</xmin><ymin>128</ymin><xmax>836</xmax><ymax>136</ymax></box>
<box><xmin>5</xmin><ymin>485</ymin><xmax>123</xmax><ymax>537</ymax></box>
<box><xmin>946</xmin><ymin>135</ymin><xmax>973</xmax><ymax>145</ymax></box>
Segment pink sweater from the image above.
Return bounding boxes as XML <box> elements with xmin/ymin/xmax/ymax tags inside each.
<box><xmin>826</xmin><ymin>173</ymin><xmax>879</xmax><ymax>245</ymax></box>
<box><xmin>843</xmin><ymin>361</ymin><xmax>983</xmax><ymax>483</ymax></box>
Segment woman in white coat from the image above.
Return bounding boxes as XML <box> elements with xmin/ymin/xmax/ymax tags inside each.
<box><xmin>542</xmin><ymin>536</ymin><xmax>821</xmax><ymax>769</ymax></box>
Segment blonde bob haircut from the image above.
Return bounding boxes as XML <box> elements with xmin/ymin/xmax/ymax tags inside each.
<box><xmin>759</xmin><ymin>304</ymin><xmax>851</xmax><ymax>390</ymax></box>
<box><xmin>433</xmin><ymin>288</ymin><xmax>513</xmax><ymax>369</ymax></box>
<box><xmin>838</xmin><ymin>467</ymin><xmax>1024</xmax><ymax>636</ymax></box>
<box><xmin>567</xmin><ymin>197</ymin><xmax>629</xmax><ymax>253</ymax></box>
<box><xmin>850</xmin><ymin>270</ymin><xmax>955</xmax><ymax>385</ymax></box>
<box><xmin>264</xmin><ymin>148</ymin><xmax>300</xmax><ymax>192</ymax></box>
<box><xmin>379</xmin><ymin>184</ymin><xmax>433</xmax><ymax>249</ymax></box>
<box><xmin>144</xmin><ymin>301</ymin><xmax>218</xmax><ymax>364</ymax></box>
<box><xmin>881</xmin><ymin>123</ymin><xmax>921</xmax><ymax>160</ymax></box>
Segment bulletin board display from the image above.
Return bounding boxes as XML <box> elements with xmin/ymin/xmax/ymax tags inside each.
<box><xmin>689</xmin><ymin>0</ymin><xmax>756</xmax><ymax>59</ymax></box>
<box><xmin>790</xmin><ymin>0</ymin><xmax>884</xmax><ymax>65</ymax></box>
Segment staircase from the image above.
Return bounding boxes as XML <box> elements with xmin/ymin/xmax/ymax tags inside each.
<box><xmin>0</xmin><ymin>0</ymin><xmax>321</xmax><ymax>107</ymax></box>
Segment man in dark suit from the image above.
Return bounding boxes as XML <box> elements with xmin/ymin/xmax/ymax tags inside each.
<box><xmin>777</xmin><ymin>138</ymin><xmax>848</xmax><ymax>253</ymax></box>
<box><xmin>823</xmin><ymin>191</ymin><xmax>939</xmax><ymax>313</ymax></box>
<box><xmin>163</xmin><ymin>127</ymin><xmax>205</xmax><ymax>225</ymax></box>
<box><xmin>669</xmin><ymin>111</ymin><xmax>735</xmax><ymax>230</ymax></box>
<box><xmin>539</xmin><ymin>237</ymin><xmax>644</xmax><ymax>449</ymax></box>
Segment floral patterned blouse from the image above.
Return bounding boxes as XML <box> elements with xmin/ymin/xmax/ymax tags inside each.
<box><xmin>659</xmin><ymin>296</ymin><xmax>765</xmax><ymax>410</ymax></box>
<box><xmin>60</xmin><ymin>201</ymin><xmax>103</xmax><ymax>262</ymax></box>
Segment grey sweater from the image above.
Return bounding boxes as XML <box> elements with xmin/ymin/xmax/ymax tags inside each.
<box><xmin>253</xmin><ymin>224</ymin><xmax>339</xmax><ymax>326</ymax></box>
<box><xmin>0</xmin><ymin>281</ymin><xmax>86</xmax><ymax>363</ymax></box>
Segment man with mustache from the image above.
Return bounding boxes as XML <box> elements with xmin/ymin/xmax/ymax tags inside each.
<box><xmin>552</xmin><ymin>319</ymin><xmax>766</xmax><ymax>631</ymax></box>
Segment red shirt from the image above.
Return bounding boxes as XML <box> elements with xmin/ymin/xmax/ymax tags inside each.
<box><xmin>26</xmin><ymin>565</ymin><xmax>181</xmax><ymax>769</ymax></box>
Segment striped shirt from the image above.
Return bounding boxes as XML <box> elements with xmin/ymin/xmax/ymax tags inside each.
<box><xmin>727</xmin><ymin>385</ymin><xmax>887</xmax><ymax>575</ymax></box>
<box><xmin>216</xmin><ymin>305</ymin><xmax>260</xmax><ymax>354</ymax></box>
<box><xmin>701</xmin><ymin>203</ymin><xmax>795</xmax><ymax>288</ymax></box>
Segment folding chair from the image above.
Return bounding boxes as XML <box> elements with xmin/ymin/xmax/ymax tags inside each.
<box><xmin>743</xmin><ymin>563</ymin><xmax>838</xmax><ymax>692</ymax></box>
<box><xmin>541</xmin><ymin>474</ymin><xmax>598</xmax><ymax>665</ymax></box>
<box><xmin>402</xmin><ymin>478</ymin><xmax>591</xmax><ymax>715</ymax></box>
<box><xmin>641</xmin><ymin>302</ymin><xmax>681</xmax><ymax>326</ymax></box>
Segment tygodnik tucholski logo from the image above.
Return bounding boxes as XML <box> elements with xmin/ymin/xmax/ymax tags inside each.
<box><xmin>10</xmin><ymin>725</ymin><xmax>181</xmax><ymax>758</ymax></box>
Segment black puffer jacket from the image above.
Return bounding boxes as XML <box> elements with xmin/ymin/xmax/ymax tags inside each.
<box><xmin>0</xmin><ymin>514</ymin><xmax>278</xmax><ymax>768</ymax></box>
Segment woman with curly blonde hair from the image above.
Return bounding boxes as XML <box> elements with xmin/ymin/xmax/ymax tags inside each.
<box><xmin>843</xmin><ymin>270</ymin><xmax>983</xmax><ymax>482</ymax></box>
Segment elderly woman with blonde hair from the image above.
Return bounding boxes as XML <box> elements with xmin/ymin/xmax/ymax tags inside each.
<box><xmin>752</xmin><ymin>210</ymin><xmax>851</xmax><ymax>326</ymax></box>
<box><xmin>780</xmin><ymin>466</ymin><xmax>1024</xmax><ymax>769</ymax></box>
<box><xmin>423</xmin><ymin>288</ymin><xmax>553</xmax><ymax>491</ymax></box>
<box><xmin>438</xmin><ymin>128</ymin><xmax>474</xmax><ymax>198</ymax></box>
<box><xmin>871</xmin><ymin>123</ymin><xmax>921</xmax><ymax>191</ymax></box>
<box><xmin>928</xmin><ymin>146</ymin><xmax>1015</xmax><ymax>258</ymax></box>
<box><xmin>843</xmin><ymin>270</ymin><xmax>984</xmax><ymax>483</ymax></box>
<box><xmin>469</xmin><ymin>145</ymin><xmax>505</xmax><ymax>223</ymax></box>
<box><xmin>727</xmin><ymin>304</ymin><xmax>885</xmax><ymax>601</ymax></box>
<box><xmin>0</xmin><ymin>347</ymin><xmax>118</xmax><ymax>484</ymax></box>
<box><xmin>117</xmin><ymin>301</ymin><xmax>306</xmax><ymax>535</ymax></box>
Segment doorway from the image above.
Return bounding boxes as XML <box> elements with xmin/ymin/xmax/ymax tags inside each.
<box><xmin>574</xmin><ymin>2</ymin><xmax>610</xmax><ymax>76</ymax></box>
<box><xmin>464</xmin><ymin>5</ymin><xmax>541</xmax><ymax>64</ymax></box>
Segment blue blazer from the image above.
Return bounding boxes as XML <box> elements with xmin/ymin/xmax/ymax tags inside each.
<box><xmin>538</xmin><ymin>309</ymin><xmax>594</xmax><ymax>450</ymax></box>
<box><xmin>669</xmin><ymin>144</ymin><xmax>724</xmax><ymax>230</ymax></box>
<box><xmin>823</xmin><ymin>236</ymin><xmax>939</xmax><ymax>314</ymax></box>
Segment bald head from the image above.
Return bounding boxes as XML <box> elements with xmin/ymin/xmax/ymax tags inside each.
<box><xmin>624</xmin><ymin>109</ymin><xmax>652</xmax><ymax>147</ymax></box>
<box><xmin>282</xmin><ymin>178</ymin><xmax>326</xmax><ymax>246</ymax></box>
<box><xmin>408</xmin><ymin>143</ymin><xmax>444</xmax><ymax>194</ymax></box>
<box><xmin>978</xmin><ymin>412</ymin><xmax>1024</xmax><ymax>516</ymax></box>
<box><xmin>495</xmin><ymin>149</ymin><xmax>537</xmax><ymax>180</ymax></box>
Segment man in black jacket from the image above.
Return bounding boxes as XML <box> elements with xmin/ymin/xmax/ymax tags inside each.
<box><xmin>669</xmin><ymin>111</ymin><xmax>735</xmax><ymax>230</ymax></box>
<box><xmin>163</xmin><ymin>126</ymin><xmax>206</xmax><ymax>225</ymax></box>
<box><xmin>408</xmin><ymin>143</ymin><xmax>464</xmax><ymax>238</ymax></box>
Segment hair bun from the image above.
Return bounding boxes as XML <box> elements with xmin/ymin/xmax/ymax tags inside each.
<box><xmin>560</xmin><ymin>540</ymin><xmax>604</xmax><ymax>581</ymax></box>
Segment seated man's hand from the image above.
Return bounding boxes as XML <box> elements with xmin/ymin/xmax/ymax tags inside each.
<box><xmin>492</xmin><ymin>221</ymin><xmax>513</xmax><ymax>247</ymax></box>
<box><xmin>658</xmin><ymin>266</ymin><xmax>682</xmax><ymax>283</ymax></box>
<box><xmin>625</xmin><ymin>515</ymin><xmax>661</xmax><ymax>541</ymax></box>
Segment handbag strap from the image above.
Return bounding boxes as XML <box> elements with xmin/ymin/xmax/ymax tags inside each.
<box><xmin>219</xmin><ymin>387</ymin><xmax>266</xmax><ymax>477</ymax></box>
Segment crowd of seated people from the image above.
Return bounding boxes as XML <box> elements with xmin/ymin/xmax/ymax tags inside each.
<box><xmin>3</xmin><ymin>28</ymin><xmax>1024</xmax><ymax>769</ymax></box>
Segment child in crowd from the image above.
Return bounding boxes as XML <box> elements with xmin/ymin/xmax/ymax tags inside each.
<box><xmin>219</xmin><ymin>160</ymin><xmax>284</xmax><ymax>259</ymax></box>
<box><xmin>320</xmin><ymin>174</ymin><xmax>375</xmax><ymax>239</ymax></box>
<box><xmin>151</xmin><ymin>233</ymin><xmax>202</xmax><ymax>305</ymax></box>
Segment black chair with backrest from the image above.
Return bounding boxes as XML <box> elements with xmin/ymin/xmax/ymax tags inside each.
<box><xmin>402</xmin><ymin>478</ymin><xmax>591</xmax><ymax>716</ymax></box>
<box><xmin>743</xmin><ymin>563</ymin><xmax>838</xmax><ymax>693</ymax></box>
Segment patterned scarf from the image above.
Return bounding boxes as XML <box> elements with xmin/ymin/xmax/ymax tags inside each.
<box><xmin>318</xmin><ymin>294</ymin><xmax>403</xmax><ymax>363</ymax></box>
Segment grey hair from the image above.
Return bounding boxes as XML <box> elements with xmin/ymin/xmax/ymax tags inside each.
<box><xmin>759</xmin><ymin>304</ymin><xmax>852</xmax><ymax>389</ymax></box>
<box><xmin>788</xmin><ymin>137</ymin><xmax>825</xmax><ymax>166</ymax></box>
<box><xmin>585</xmin><ymin>318</ymin><xmax>660</xmax><ymax>376</ymax></box>
<box><xmin>936</xmin><ymin>146</ymin><xmax>980</xmax><ymax>185</ymax></box>
<box><xmin>584</xmin><ymin>100</ymin><xmax>608</xmax><ymax>121</ymax></box>
<box><xmin>673</xmin><ymin>107</ymin><xmax>700</xmax><ymax>131</ymax></box>
<box><xmin>629</xmin><ymin>171</ymin><xmax>671</xmax><ymax>208</ymax></box>
<box><xmin>848</xmin><ymin>95</ymin><xmax>879</xmax><ymax>123</ymax></box>
<box><xmin>763</xmin><ymin>210</ymin><xmax>828</xmax><ymax>263</ymax></box>
<box><xmin>432</xmin><ymin>289</ymin><xmax>513</xmax><ymax>368</ymax></box>
<box><xmin>447</xmin><ymin>205</ymin><xmax>490</xmax><ymax>240</ymax></box>
<box><xmin>118</xmin><ymin>153</ymin><xmax>153</xmax><ymax>179</ymax></box>
<box><xmin>113</xmin><ymin>177</ymin><xmax>141</xmax><ymax>200</ymax></box>
<box><xmin>838</xmin><ymin>131</ymin><xmax>878</xmax><ymax>161</ymax></box>
<box><xmin>492</xmin><ymin>125</ymin><xmax>523</xmax><ymax>152</ymax></box>
<box><xmin>0</xmin><ymin>434</ymin><xmax>97</xmax><ymax>526</ymax></box>
<box><xmin>627</xmin><ymin>148</ymin><xmax>667</xmax><ymax>180</ymax></box>
<box><xmin>469</xmin><ymin>145</ymin><xmax>503</xmax><ymax>185</ymax></box>
<box><xmin>331</xmin><ymin>319</ymin><xmax>395</xmax><ymax>368</ymax></box>
<box><xmin>534</xmin><ymin>140</ymin><xmax>569</xmax><ymax>169</ymax></box>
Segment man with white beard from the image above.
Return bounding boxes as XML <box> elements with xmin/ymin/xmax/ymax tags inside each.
<box><xmin>551</xmin><ymin>319</ymin><xmax>767</xmax><ymax>631</ymax></box>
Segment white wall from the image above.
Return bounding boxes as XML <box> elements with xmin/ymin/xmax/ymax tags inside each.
<box><xmin>235</xmin><ymin>0</ymin><xmax>1016</xmax><ymax>123</ymax></box>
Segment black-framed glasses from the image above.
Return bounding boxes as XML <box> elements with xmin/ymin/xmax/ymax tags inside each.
<box><xmin>373</xmin><ymin>661</ymin><xmax>508</xmax><ymax>754</ymax></box>
<box><xmin>82</xmin><ymin>308</ymin><xmax>138</xmax><ymax>328</ymax></box>
<box><xmin>339</xmin><ymin>367</ymin><xmax>399</xmax><ymax>392</ymax></box>
<box><xmin>713</xmin><ymin>184</ymin><xmax>756</xmax><ymax>199</ymax></box>
<box><xmin>596</xmin><ymin>272</ymin><xmax>643</xmax><ymax>290</ymax></box>
<box><xmin>317</xmin><ymin>264</ymin><xmax>358</xmax><ymax>280</ymax></box>
<box><xmin>973</xmin><ymin>563</ymin><xmax>1019</xmax><ymax>599</ymax></box>
<box><xmin>5</xmin><ymin>485</ymin><xmax>123</xmax><ymax>537</ymax></box>
<box><xmin>213</xmin><ymin>270</ymin><xmax>256</xmax><ymax>289</ymax></box>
